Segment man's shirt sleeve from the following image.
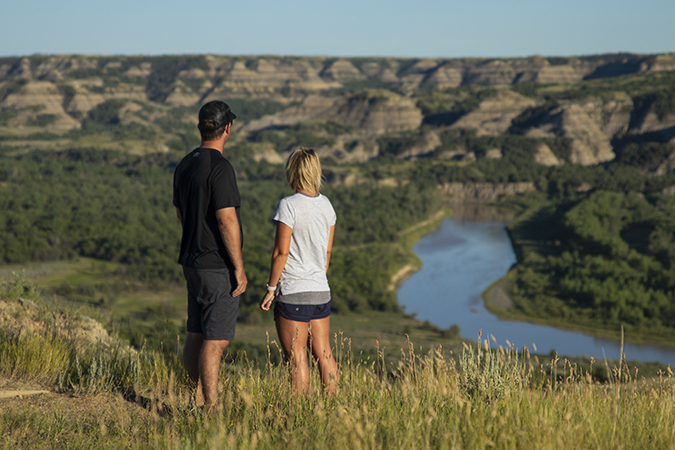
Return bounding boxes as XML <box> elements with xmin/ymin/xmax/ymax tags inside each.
<box><xmin>172</xmin><ymin>169</ymin><xmax>180</xmax><ymax>208</ymax></box>
<box><xmin>210</xmin><ymin>159</ymin><xmax>240</xmax><ymax>210</ymax></box>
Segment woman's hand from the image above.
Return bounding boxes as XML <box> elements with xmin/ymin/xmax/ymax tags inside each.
<box><xmin>260</xmin><ymin>290</ymin><xmax>276</xmax><ymax>311</ymax></box>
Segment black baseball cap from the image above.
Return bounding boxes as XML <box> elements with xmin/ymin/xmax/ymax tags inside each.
<box><xmin>198</xmin><ymin>100</ymin><xmax>236</xmax><ymax>128</ymax></box>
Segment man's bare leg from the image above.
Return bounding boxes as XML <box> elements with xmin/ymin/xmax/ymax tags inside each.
<box><xmin>199</xmin><ymin>339</ymin><xmax>230</xmax><ymax>411</ymax></box>
<box><xmin>183</xmin><ymin>332</ymin><xmax>205</xmax><ymax>406</ymax></box>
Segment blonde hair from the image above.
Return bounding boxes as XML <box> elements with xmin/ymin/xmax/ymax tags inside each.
<box><xmin>286</xmin><ymin>147</ymin><xmax>322</xmax><ymax>194</ymax></box>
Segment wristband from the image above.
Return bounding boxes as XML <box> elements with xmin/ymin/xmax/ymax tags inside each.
<box><xmin>266</xmin><ymin>283</ymin><xmax>277</xmax><ymax>292</ymax></box>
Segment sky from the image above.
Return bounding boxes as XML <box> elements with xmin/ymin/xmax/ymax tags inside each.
<box><xmin>1</xmin><ymin>0</ymin><xmax>673</xmax><ymax>59</ymax></box>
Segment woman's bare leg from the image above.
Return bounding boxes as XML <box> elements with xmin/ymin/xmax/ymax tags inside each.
<box><xmin>309</xmin><ymin>316</ymin><xmax>339</xmax><ymax>394</ymax></box>
<box><xmin>276</xmin><ymin>317</ymin><xmax>310</xmax><ymax>393</ymax></box>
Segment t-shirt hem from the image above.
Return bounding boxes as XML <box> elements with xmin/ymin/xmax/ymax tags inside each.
<box><xmin>276</xmin><ymin>291</ymin><xmax>331</xmax><ymax>305</ymax></box>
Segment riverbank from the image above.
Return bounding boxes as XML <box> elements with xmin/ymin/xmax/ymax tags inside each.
<box><xmin>483</xmin><ymin>272</ymin><xmax>634</xmax><ymax>342</ymax></box>
<box><xmin>389</xmin><ymin>203</ymin><xmax>516</xmax><ymax>292</ymax></box>
<box><xmin>484</xmin><ymin>194</ymin><xmax>675</xmax><ymax>350</ymax></box>
<box><xmin>389</xmin><ymin>208</ymin><xmax>454</xmax><ymax>291</ymax></box>
<box><xmin>484</xmin><ymin>273</ymin><xmax>675</xmax><ymax>349</ymax></box>
<box><xmin>397</xmin><ymin>210</ymin><xmax>675</xmax><ymax>365</ymax></box>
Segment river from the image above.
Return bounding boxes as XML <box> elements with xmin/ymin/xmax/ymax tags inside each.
<box><xmin>397</xmin><ymin>206</ymin><xmax>675</xmax><ymax>365</ymax></box>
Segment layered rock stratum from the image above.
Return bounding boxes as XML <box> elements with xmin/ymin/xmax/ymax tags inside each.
<box><xmin>0</xmin><ymin>53</ymin><xmax>673</xmax><ymax>168</ymax></box>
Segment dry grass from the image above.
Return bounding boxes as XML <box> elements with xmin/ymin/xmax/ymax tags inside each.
<box><xmin>1</xmin><ymin>289</ymin><xmax>675</xmax><ymax>449</ymax></box>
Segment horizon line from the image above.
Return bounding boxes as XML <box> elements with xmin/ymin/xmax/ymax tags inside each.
<box><xmin>0</xmin><ymin>50</ymin><xmax>673</xmax><ymax>61</ymax></box>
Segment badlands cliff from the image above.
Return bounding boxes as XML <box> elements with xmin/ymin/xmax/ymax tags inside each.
<box><xmin>0</xmin><ymin>53</ymin><xmax>674</xmax><ymax>167</ymax></box>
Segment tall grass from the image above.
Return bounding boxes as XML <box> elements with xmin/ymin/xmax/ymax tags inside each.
<box><xmin>0</xmin><ymin>330</ymin><xmax>70</xmax><ymax>383</ymax></box>
<box><xmin>1</xmin><ymin>294</ymin><xmax>675</xmax><ymax>449</ymax></box>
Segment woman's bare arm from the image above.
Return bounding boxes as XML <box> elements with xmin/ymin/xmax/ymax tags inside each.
<box><xmin>326</xmin><ymin>224</ymin><xmax>335</xmax><ymax>272</ymax></box>
<box><xmin>268</xmin><ymin>221</ymin><xmax>292</xmax><ymax>287</ymax></box>
<box><xmin>260</xmin><ymin>221</ymin><xmax>292</xmax><ymax>310</ymax></box>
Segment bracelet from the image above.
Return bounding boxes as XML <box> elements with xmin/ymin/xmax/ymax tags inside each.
<box><xmin>266</xmin><ymin>283</ymin><xmax>277</xmax><ymax>292</ymax></box>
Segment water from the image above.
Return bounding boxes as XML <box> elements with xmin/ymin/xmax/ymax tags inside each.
<box><xmin>397</xmin><ymin>215</ymin><xmax>675</xmax><ymax>365</ymax></box>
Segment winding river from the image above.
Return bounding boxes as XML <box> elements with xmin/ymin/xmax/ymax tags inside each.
<box><xmin>397</xmin><ymin>206</ymin><xmax>675</xmax><ymax>365</ymax></box>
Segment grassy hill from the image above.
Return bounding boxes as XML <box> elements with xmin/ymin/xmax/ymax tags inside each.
<box><xmin>1</xmin><ymin>281</ymin><xmax>673</xmax><ymax>449</ymax></box>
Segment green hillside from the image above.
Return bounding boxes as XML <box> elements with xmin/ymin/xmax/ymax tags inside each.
<box><xmin>1</xmin><ymin>52</ymin><xmax>675</xmax><ymax>348</ymax></box>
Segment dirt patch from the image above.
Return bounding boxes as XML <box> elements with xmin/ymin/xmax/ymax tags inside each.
<box><xmin>399</xmin><ymin>209</ymin><xmax>446</xmax><ymax>236</ymax></box>
<box><xmin>487</xmin><ymin>281</ymin><xmax>514</xmax><ymax>309</ymax></box>
<box><xmin>0</xmin><ymin>391</ymin><xmax>148</xmax><ymax>418</ymax></box>
<box><xmin>0</xmin><ymin>377</ymin><xmax>50</xmax><ymax>391</ymax></box>
<box><xmin>0</xmin><ymin>390</ymin><xmax>50</xmax><ymax>399</ymax></box>
<box><xmin>0</xmin><ymin>390</ymin><xmax>154</xmax><ymax>449</ymax></box>
<box><xmin>389</xmin><ymin>264</ymin><xmax>416</xmax><ymax>291</ymax></box>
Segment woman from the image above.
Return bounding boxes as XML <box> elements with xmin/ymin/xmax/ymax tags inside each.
<box><xmin>259</xmin><ymin>147</ymin><xmax>338</xmax><ymax>394</ymax></box>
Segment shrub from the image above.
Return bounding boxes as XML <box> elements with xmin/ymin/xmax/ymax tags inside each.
<box><xmin>458</xmin><ymin>336</ymin><xmax>530</xmax><ymax>402</ymax></box>
<box><xmin>1</xmin><ymin>274</ymin><xmax>40</xmax><ymax>302</ymax></box>
<box><xmin>442</xmin><ymin>324</ymin><xmax>461</xmax><ymax>338</ymax></box>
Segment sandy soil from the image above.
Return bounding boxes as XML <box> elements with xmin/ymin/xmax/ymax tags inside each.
<box><xmin>487</xmin><ymin>281</ymin><xmax>514</xmax><ymax>309</ymax></box>
<box><xmin>0</xmin><ymin>389</ymin><xmax>50</xmax><ymax>399</ymax></box>
<box><xmin>388</xmin><ymin>264</ymin><xmax>416</xmax><ymax>291</ymax></box>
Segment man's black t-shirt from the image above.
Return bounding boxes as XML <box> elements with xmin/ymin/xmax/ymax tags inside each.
<box><xmin>173</xmin><ymin>148</ymin><xmax>242</xmax><ymax>269</ymax></box>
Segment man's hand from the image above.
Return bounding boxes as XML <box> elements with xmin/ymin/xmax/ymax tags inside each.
<box><xmin>260</xmin><ymin>290</ymin><xmax>275</xmax><ymax>311</ymax></box>
<box><xmin>232</xmin><ymin>267</ymin><xmax>247</xmax><ymax>297</ymax></box>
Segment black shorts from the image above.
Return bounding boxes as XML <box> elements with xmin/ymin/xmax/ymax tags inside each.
<box><xmin>183</xmin><ymin>266</ymin><xmax>240</xmax><ymax>341</ymax></box>
<box><xmin>274</xmin><ymin>300</ymin><xmax>331</xmax><ymax>322</ymax></box>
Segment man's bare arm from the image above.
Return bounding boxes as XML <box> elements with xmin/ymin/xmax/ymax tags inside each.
<box><xmin>176</xmin><ymin>208</ymin><xmax>182</xmax><ymax>225</ymax></box>
<box><xmin>215</xmin><ymin>207</ymin><xmax>247</xmax><ymax>296</ymax></box>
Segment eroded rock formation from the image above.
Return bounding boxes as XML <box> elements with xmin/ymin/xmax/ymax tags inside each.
<box><xmin>1</xmin><ymin>52</ymin><xmax>673</xmax><ymax>168</ymax></box>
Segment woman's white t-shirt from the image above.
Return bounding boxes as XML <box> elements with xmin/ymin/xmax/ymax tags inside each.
<box><xmin>272</xmin><ymin>192</ymin><xmax>336</xmax><ymax>301</ymax></box>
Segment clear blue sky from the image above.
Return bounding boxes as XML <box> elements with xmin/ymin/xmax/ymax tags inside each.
<box><xmin>1</xmin><ymin>0</ymin><xmax>673</xmax><ymax>58</ymax></box>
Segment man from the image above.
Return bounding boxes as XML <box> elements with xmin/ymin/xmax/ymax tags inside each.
<box><xmin>173</xmin><ymin>100</ymin><xmax>247</xmax><ymax>411</ymax></box>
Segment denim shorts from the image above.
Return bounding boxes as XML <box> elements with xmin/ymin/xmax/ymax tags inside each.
<box><xmin>274</xmin><ymin>300</ymin><xmax>331</xmax><ymax>322</ymax></box>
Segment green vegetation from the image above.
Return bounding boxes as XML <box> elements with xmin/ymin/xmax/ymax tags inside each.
<box><xmin>145</xmin><ymin>55</ymin><xmax>210</xmax><ymax>102</ymax></box>
<box><xmin>418</xmin><ymin>88</ymin><xmax>498</xmax><ymax>126</ymax></box>
<box><xmin>0</xmin><ymin>146</ymin><xmax>443</xmax><ymax>333</ymax></box>
<box><xmin>377</xmin><ymin>130</ymin><xmax>425</xmax><ymax>156</ymax></box>
<box><xmin>0</xmin><ymin>149</ymin><xmax>181</xmax><ymax>281</ymax></box>
<box><xmin>249</xmin><ymin>123</ymin><xmax>336</xmax><ymax>153</ymax></box>
<box><xmin>83</xmin><ymin>99</ymin><xmax>126</xmax><ymax>126</ymax></box>
<box><xmin>226</xmin><ymin>98</ymin><xmax>287</xmax><ymax>122</ymax></box>
<box><xmin>0</xmin><ymin>78</ymin><xmax>27</xmax><ymax>103</ymax></box>
<box><xmin>512</xmin><ymin>70</ymin><xmax>675</xmax><ymax>104</ymax></box>
<box><xmin>615</xmin><ymin>142</ymin><xmax>675</xmax><ymax>171</ymax></box>
<box><xmin>2</xmin><ymin>52</ymin><xmax>675</xmax><ymax>354</ymax></box>
<box><xmin>26</xmin><ymin>114</ymin><xmax>57</xmax><ymax>127</ymax></box>
<box><xmin>502</xmin><ymin>191</ymin><xmax>675</xmax><ymax>344</ymax></box>
<box><xmin>0</xmin><ymin>274</ymin><xmax>40</xmax><ymax>302</ymax></box>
